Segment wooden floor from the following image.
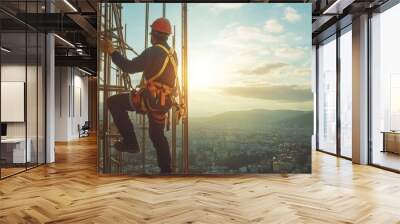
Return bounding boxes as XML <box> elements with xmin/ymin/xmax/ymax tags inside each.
<box><xmin>1</xmin><ymin>167</ymin><xmax>26</xmax><ymax>178</ymax></box>
<box><xmin>372</xmin><ymin>150</ymin><xmax>400</xmax><ymax>171</ymax></box>
<box><xmin>1</xmin><ymin>136</ymin><xmax>400</xmax><ymax>224</ymax></box>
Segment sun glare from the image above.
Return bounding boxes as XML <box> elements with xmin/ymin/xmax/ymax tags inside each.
<box><xmin>188</xmin><ymin>57</ymin><xmax>219</xmax><ymax>90</ymax></box>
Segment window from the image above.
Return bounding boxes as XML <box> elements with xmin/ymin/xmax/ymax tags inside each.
<box><xmin>371</xmin><ymin>3</ymin><xmax>400</xmax><ymax>171</ymax></box>
<box><xmin>339</xmin><ymin>28</ymin><xmax>352</xmax><ymax>158</ymax></box>
<box><xmin>390</xmin><ymin>74</ymin><xmax>400</xmax><ymax>131</ymax></box>
<box><xmin>317</xmin><ymin>36</ymin><xmax>337</xmax><ymax>154</ymax></box>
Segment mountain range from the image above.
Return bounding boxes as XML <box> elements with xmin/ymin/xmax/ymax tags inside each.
<box><xmin>190</xmin><ymin>109</ymin><xmax>313</xmax><ymax>131</ymax></box>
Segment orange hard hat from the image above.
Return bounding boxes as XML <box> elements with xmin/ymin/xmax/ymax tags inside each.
<box><xmin>151</xmin><ymin>18</ymin><xmax>172</xmax><ymax>35</ymax></box>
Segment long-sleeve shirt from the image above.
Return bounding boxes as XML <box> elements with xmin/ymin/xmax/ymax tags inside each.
<box><xmin>111</xmin><ymin>42</ymin><xmax>178</xmax><ymax>88</ymax></box>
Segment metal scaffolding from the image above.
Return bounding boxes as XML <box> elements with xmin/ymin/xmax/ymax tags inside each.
<box><xmin>98</xmin><ymin>3</ymin><xmax>188</xmax><ymax>174</ymax></box>
<box><xmin>181</xmin><ymin>3</ymin><xmax>189</xmax><ymax>174</ymax></box>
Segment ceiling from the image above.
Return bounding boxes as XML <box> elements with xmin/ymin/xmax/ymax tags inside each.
<box><xmin>311</xmin><ymin>0</ymin><xmax>390</xmax><ymax>44</ymax></box>
<box><xmin>0</xmin><ymin>0</ymin><xmax>97</xmax><ymax>75</ymax></box>
<box><xmin>1</xmin><ymin>0</ymin><xmax>397</xmax><ymax>73</ymax></box>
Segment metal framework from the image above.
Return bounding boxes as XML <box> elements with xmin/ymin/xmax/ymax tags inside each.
<box><xmin>97</xmin><ymin>3</ymin><xmax>188</xmax><ymax>174</ymax></box>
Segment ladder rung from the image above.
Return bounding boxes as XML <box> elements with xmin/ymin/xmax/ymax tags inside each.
<box><xmin>98</xmin><ymin>86</ymin><xmax>127</xmax><ymax>91</ymax></box>
<box><xmin>111</xmin><ymin>158</ymin><xmax>122</xmax><ymax>165</ymax></box>
<box><xmin>106</xmin><ymin>133</ymin><xmax>121</xmax><ymax>138</ymax></box>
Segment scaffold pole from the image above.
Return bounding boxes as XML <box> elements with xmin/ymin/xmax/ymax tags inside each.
<box><xmin>182</xmin><ymin>3</ymin><xmax>189</xmax><ymax>174</ymax></box>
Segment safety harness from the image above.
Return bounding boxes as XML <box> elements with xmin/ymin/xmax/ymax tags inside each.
<box><xmin>132</xmin><ymin>44</ymin><xmax>184</xmax><ymax>129</ymax></box>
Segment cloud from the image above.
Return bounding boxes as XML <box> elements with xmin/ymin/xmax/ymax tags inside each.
<box><xmin>211</xmin><ymin>24</ymin><xmax>283</xmax><ymax>57</ymax></box>
<box><xmin>274</xmin><ymin>47</ymin><xmax>306</xmax><ymax>61</ymax></box>
<box><xmin>221</xmin><ymin>84</ymin><xmax>312</xmax><ymax>102</ymax></box>
<box><xmin>294</xmin><ymin>68</ymin><xmax>311</xmax><ymax>77</ymax></box>
<box><xmin>203</xmin><ymin>3</ymin><xmax>245</xmax><ymax>11</ymax></box>
<box><xmin>219</xmin><ymin>25</ymin><xmax>281</xmax><ymax>45</ymax></box>
<box><xmin>239</xmin><ymin>62</ymin><xmax>289</xmax><ymax>76</ymax></box>
<box><xmin>193</xmin><ymin>13</ymin><xmax>310</xmax><ymax>83</ymax></box>
<box><xmin>283</xmin><ymin>7</ymin><xmax>301</xmax><ymax>23</ymax></box>
<box><xmin>208</xmin><ymin>24</ymin><xmax>282</xmax><ymax>68</ymax></box>
<box><xmin>264</xmin><ymin>19</ymin><xmax>284</xmax><ymax>33</ymax></box>
<box><xmin>212</xmin><ymin>23</ymin><xmax>307</xmax><ymax>60</ymax></box>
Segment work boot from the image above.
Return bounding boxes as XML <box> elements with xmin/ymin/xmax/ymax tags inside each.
<box><xmin>114</xmin><ymin>140</ymin><xmax>140</xmax><ymax>153</ymax></box>
<box><xmin>159</xmin><ymin>171</ymin><xmax>171</xmax><ymax>176</ymax></box>
<box><xmin>159</xmin><ymin>168</ymin><xmax>172</xmax><ymax>175</ymax></box>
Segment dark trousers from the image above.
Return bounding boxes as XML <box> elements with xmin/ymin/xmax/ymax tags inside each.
<box><xmin>107</xmin><ymin>93</ymin><xmax>171</xmax><ymax>173</ymax></box>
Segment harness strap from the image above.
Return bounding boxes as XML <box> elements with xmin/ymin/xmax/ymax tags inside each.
<box><xmin>133</xmin><ymin>44</ymin><xmax>182</xmax><ymax>129</ymax></box>
<box><xmin>155</xmin><ymin>45</ymin><xmax>184</xmax><ymax>121</ymax></box>
<box><xmin>142</xmin><ymin>44</ymin><xmax>179</xmax><ymax>109</ymax></box>
<box><xmin>146</xmin><ymin>44</ymin><xmax>177</xmax><ymax>83</ymax></box>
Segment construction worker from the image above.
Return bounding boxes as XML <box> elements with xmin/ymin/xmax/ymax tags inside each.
<box><xmin>100</xmin><ymin>18</ymin><xmax>178</xmax><ymax>174</ymax></box>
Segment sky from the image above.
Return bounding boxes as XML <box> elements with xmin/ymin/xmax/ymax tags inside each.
<box><xmin>121</xmin><ymin>3</ymin><xmax>312</xmax><ymax>117</ymax></box>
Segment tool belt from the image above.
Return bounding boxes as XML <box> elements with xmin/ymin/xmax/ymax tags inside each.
<box><xmin>145</xmin><ymin>81</ymin><xmax>173</xmax><ymax>112</ymax></box>
<box><xmin>130</xmin><ymin>86</ymin><xmax>172</xmax><ymax>126</ymax></box>
<box><xmin>131</xmin><ymin>44</ymin><xmax>185</xmax><ymax>129</ymax></box>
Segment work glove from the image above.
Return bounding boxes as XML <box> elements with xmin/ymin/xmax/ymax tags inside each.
<box><xmin>100</xmin><ymin>38</ymin><xmax>115</xmax><ymax>55</ymax></box>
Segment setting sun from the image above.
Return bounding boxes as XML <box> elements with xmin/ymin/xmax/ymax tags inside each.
<box><xmin>188</xmin><ymin>57</ymin><xmax>219</xmax><ymax>89</ymax></box>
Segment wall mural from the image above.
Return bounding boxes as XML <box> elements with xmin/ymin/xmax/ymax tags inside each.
<box><xmin>98</xmin><ymin>3</ymin><xmax>312</xmax><ymax>175</ymax></box>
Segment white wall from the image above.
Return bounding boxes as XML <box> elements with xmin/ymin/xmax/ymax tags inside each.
<box><xmin>1</xmin><ymin>64</ymin><xmax>46</xmax><ymax>164</ymax></box>
<box><xmin>1</xmin><ymin>65</ymin><xmax>27</xmax><ymax>138</ymax></box>
<box><xmin>1</xmin><ymin>65</ymin><xmax>42</xmax><ymax>137</ymax></box>
<box><xmin>55</xmin><ymin>67</ymin><xmax>89</xmax><ymax>141</ymax></box>
<box><xmin>55</xmin><ymin>67</ymin><xmax>69</xmax><ymax>141</ymax></box>
<box><xmin>73</xmin><ymin>73</ymin><xmax>89</xmax><ymax>137</ymax></box>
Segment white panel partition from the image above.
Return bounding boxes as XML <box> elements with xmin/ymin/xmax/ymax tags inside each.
<box><xmin>1</xmin><ymin>82</ymin><xmax>25</xmax><ymax>122</ymax></box>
